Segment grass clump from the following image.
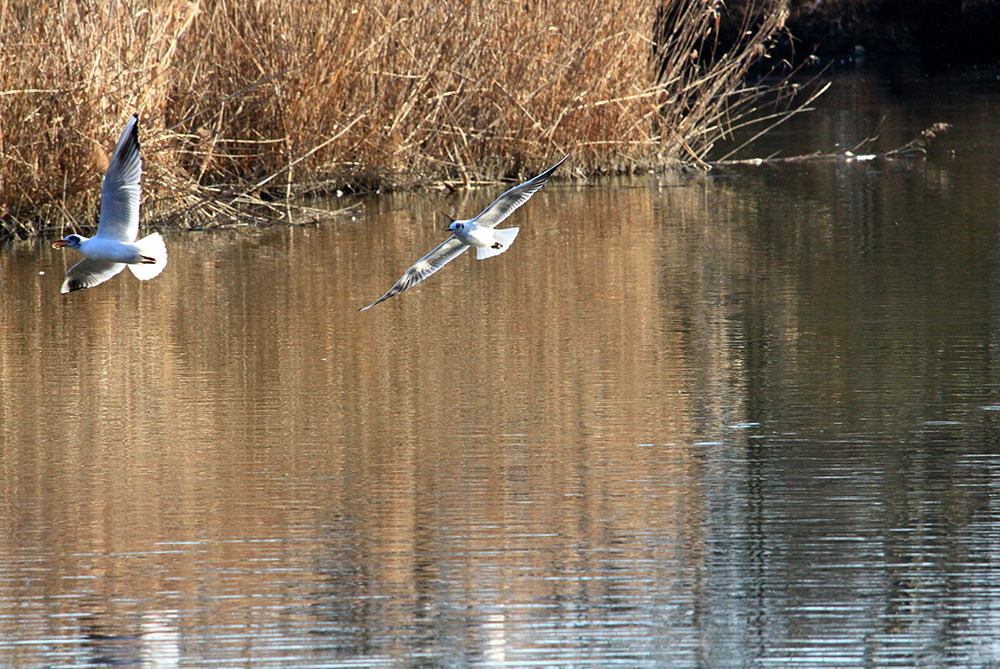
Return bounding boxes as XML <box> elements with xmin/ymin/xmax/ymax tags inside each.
<box><xmin>1</xmin><ymin>0</ymin><xmax>793</xmax><ymax>238</ymax></box>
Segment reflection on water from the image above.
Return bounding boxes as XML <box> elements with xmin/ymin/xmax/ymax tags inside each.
<box><xmin>2</xmin><ymin>68</ymin><xmax>1000</xmax><ymax>666</ymax></box>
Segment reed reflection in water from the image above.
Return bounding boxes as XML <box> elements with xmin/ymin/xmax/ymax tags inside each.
<box><xmin>3</xmin><ymin>121</ymin><xmax>1000</xmax><ymax>665</ymax></box>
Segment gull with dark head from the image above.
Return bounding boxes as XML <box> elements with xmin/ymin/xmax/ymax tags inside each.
<box><xmin>52</xmin><ymin>115</ymin><xmax>167</xmax><ymax>294</ymax></box>
<box><xmin>360</xmin><ymin>154</ymin><xmax>567</xmax><ymax>311</ymax></box>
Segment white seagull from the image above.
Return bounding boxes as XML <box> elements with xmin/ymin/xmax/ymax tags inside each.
<box><xmin>361</xmin><ymin>154</ymin><xmax>567</xmax><ymax>311</ymax></box>
<box><xmin>52</xmin><ymin>115</ymin><xmax>167</xmax><ymax>294</ymax></box>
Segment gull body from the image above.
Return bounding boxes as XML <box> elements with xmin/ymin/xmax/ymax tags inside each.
<box><xmin>55</xmin><ymin>234</ymin><xmax>158</xmax><ymax>264</ymax></box>
<box><xmin>52</xmin><ymin>115</ymin><xmax>167</xmax><ymax>294</ymax></box>
<box><xmin>448</xmin><ymin>219</ymin><xmax>519</xmax><ymax>259</ymax></box>
<box><xmin>360</xmin><ymin>154</ymin><xmax>566</xmax><ymax>310</ymax></box>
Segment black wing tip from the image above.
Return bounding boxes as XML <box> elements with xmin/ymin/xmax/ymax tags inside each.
<box><xmin>360</xmin><ymin>298</ymin><xmax>388</xmax><ymax>311</ymax></box>
<box><xmin>61</xmin><ymin>280</ymin><xmax>86</xmax><ymax>294</ymax></box>
<box><xmin>530</xmin><ymin>154</ymin><xmax>569</xmax><ymax>183</ymax></box>
<box><xmin>547</xmin><ymin>153</ymin><xmax>569</xmax><ymax>172</ymax></box>
<box><xmin>360</xmin><ymin>293</ymin><xmax>391</xmax><ymax>311</ymax></box>
<box><xmin>361</xmin><ymin>282</ymin><xmax>409</xmax><ymax>310</ymax></box>
<box><xmin>119</xmin><ymin>115</ymin><xmax>141</xmax><ymax>154</ymax></box>
<box><xmin>129</xmin><ymin>116</ymin><xmax>140</xmax><ymax>145</ymax></box>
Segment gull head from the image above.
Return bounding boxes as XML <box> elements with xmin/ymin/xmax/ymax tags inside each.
<box><xmin>52</xmin><ymin>234</ymin><xmax>84</xmax><ymax>250</ymax></box>
<box><xmin>448</xmin><ymin>221</ymin><xmax>465</xmax><ymax>232</ymax></box>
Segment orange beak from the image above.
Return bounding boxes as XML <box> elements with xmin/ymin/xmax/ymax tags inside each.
<box><xmin>52</xmin><ymin>240</ymin><xmax>69</xmax><ymax>249</ymax></box>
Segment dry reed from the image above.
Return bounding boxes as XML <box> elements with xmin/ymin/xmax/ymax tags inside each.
<box><xmin>1</xmin><ymin>0</ymin><xmax>792</xmax><ymax>238</ymax></box>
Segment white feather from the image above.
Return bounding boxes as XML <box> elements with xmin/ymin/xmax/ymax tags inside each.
<box><xmin>127</xmin><ymin>232</ymin><xmax>168</xmax><ymax>280</ymax></box>
<box><xmin>475</xmin><ymin>227</ymin><xmax>519</xmax><ymax>260</ymax></box>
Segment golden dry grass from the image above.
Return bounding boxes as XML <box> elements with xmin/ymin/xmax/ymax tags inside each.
<box><xmin>1</xmin><ymin>0</ymin><xmax>790</xmax><ymax>238</ymax></box>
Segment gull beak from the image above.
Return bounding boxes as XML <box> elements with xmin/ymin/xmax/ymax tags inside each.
<box><xmin>52</xmin><ymin>240</ymin><xmax>69</xmax><ymax>249</ymax></box>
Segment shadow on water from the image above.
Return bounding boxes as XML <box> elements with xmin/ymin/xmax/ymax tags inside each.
<box><xmin>2</xmin><ymin>66</ymin><xmax>1000</xmax><ymax>666</ymax></box>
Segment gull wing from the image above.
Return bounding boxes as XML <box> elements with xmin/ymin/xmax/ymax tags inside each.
<box><xmin>61</xmin><ymin>258</ymin><xmax>127</xmax><ymax>294</ymax></box>
<box><xmin>472</xmin><ymin>155</ymin><xmax>567</xmax><ymax>229</ymax></box>
<box><xmin>96</xmin><ymin>115</ymin><xmax>142</xmax><ymax>242</ymax></box>
<box><xmin>360</xmin><ymin>236</ymin><xmax>470</xmax><ymax>311</ymax></box>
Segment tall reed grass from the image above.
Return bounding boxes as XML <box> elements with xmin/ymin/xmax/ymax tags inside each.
<box><xmin>1</xmin><ymin>0</ymin><xmax>791</xmax><ymax>238</ymax></box>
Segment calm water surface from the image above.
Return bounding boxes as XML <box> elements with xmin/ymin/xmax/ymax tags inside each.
<box><xmin>2</xmin><ymin>67</ymin><xmax>1000</xmax><ymax>666</ymax></box>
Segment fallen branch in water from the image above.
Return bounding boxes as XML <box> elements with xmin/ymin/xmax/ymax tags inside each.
<box><xmin>709</xmin><ymin>122</ymin><xmax>952</xmax><ymax>167</ymax></box>
<box><xmin>883</xmin><ymin>123</ymin><xmax>954</xmax><ymax>158</ymax></box>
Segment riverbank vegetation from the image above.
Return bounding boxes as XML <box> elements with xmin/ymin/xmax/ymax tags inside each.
<box><xmin>2</xmin><ymin>0</ymin><xmax>798</xmax><ymax>238</ymax></box>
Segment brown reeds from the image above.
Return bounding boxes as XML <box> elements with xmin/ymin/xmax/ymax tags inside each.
<box><xmin>1</xmin><ymin>0</ymin><xmax>792</xmax><ymax>238</ymax></box>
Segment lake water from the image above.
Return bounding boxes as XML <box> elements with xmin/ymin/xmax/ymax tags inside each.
<box><xmin>2</xmin><ymin>66</ymin><xmax>1000</xmax><ymax>667</ymax></box>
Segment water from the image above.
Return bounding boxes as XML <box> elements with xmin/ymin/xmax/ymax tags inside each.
<box><xmin>2</xmin><ymin>66</ymin><xmax>1000</xmax><ymax>667</ymax></box>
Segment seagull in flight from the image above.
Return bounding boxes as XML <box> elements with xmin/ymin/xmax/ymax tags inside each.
<box><xmin>52</xmin><ymin>115</ymin><xmax>167</xmax><ymax>294</ymax></box>
<box><xmin>361</xmin><ymin>155</ymin><xmax>567</xmax><ymax>310</ymax></box>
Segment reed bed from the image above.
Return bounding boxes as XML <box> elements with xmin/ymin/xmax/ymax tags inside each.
<box><xmin>1</xmin><ymin>0</ymin><xmax>791</xmax><ymax>237</ymax></box>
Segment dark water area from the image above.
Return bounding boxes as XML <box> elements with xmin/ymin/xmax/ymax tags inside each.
<box><xmin>718</xmin><ymin>2</ymin><xmax>1000</xmax><ymax>69</ymax></box>
<box><xmin>2</xmin><ymin>66</ymin><xmax>1000</xmax><ymax>666</ymax></box>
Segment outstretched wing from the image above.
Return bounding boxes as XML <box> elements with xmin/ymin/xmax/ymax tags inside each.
<box><xmin>360</xmin><ymin>236</ymin><xmax>470</xmax><ymax>311</ymax></box>
<box><xmin>61</xmin><ymin>258</ymin><xmax>127</xmax><ymax>294</ymax></box>
<box><xmin>96</xmin><ymin>115</ymin><xmax>142</xmax><ymax>242</ymax></box>
<box><xmin>472</xmin><ymin>155</ymin><xmax>567</xmax><ymax>229</ymax></box>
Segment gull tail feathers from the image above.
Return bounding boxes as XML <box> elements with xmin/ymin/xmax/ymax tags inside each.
<box><xmin>476</xmin><ymin>227</ymin><xmax>519</xmax><ymax>260</ymax></box>
<box><xmin>128</xmin><ymin>232</ymin><xmax>168</xmax><ymax>280</ymax></box>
